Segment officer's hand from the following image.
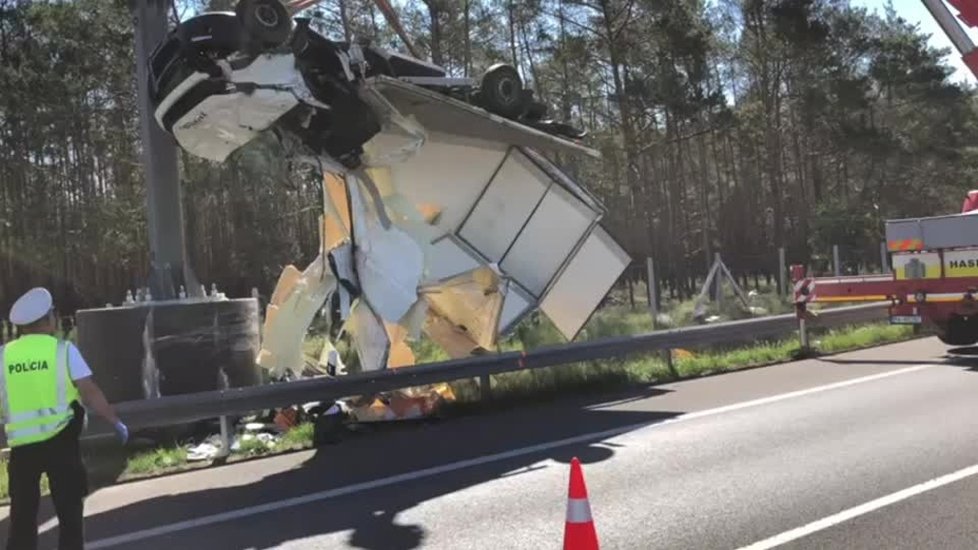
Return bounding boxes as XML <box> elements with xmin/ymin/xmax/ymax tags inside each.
<box><xmin>114</xmin><ymin>421</ymin><xmax>129</xmax><ymax>445</ymax></box>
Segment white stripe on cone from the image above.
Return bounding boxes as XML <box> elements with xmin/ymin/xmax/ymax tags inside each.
<box><xmin>566</xmin><ymin>498</ymin><xmax>593</xmax><ymax>523</ymax></box>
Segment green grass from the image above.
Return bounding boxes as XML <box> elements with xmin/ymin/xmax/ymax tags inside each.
<box><xmin>279</xmin><ymin>422</ymin><xmax>314</xmax><ymax>450</ymax></box>
<box><xmin>231</xmin><ymin>423</ymin><xmax>314</xmax><ymax>457</ymax></box>
<box><xmin>124</xmin><ymin>446</ymin><xmax>187</xmax><ymax>475</ymax></box>
<box><xmin>817</xmin><ymin>323</ymin><xmax>914</xmax><ymax>353</ymax></box>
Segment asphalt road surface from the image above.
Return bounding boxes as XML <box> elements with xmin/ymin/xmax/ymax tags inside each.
<box><xmin>4</xmin><ymin>337</ymin><xmax>978</xmax><ymax>549</ymax></box>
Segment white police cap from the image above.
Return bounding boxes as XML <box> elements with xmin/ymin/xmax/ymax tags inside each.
<box><xmin>10</xmin><ymin>287</ymin><xmax>53</xmax><ymax>326</ymax></box>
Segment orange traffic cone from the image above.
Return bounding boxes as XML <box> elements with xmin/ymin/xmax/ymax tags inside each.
<box><xmin>563</xmin><ymin>457</ymin><xmax>599</xmax><ymax>550</ymax></box>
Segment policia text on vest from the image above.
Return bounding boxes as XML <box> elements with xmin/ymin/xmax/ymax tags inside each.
<box><xmin>3</xmin><ymin>287</ymin><xmax>127</xmax><ymax>550</ymax></box>
<box><xmin>8</xmin><ymin>360</ymin><xmax>51</xmax><ymax>373</ymax></box>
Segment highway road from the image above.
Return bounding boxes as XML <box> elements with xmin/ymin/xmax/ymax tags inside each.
<box><xmin>3</xmin><ymin>337</ymin><xmax>978</xmax><ymax>549</ymax></box>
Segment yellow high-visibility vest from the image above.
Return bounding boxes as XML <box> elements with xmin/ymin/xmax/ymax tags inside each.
<box><xmin>0</xmin><ymin>335</ymin><xmax>80</xmax><ymax>447</ymax></box>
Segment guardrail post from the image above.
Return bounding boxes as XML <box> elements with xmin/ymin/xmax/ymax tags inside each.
<box><xmin>833</xmin><ymin>244</ymin><xmax>841</xmax><ymax>277</ymax></box>
<box><xmin>215</xmin><ymin>366</ymin><xmax>232</xmax><ymax>458</ymax></box>
<box><xmin>217</xmin><ymin>415</ymin><xmax>232</xmax><ymax>459</ymax></box>
<box><xmin>479</xmin><ymin>374</ymin><xmax>492</xmax><ymax>402</ymax></box>
<box><xmin>664</xmin><ymin>349</ymin><xmax>678</xmax><ymax>378</ymax></box>
<box><xmin>798</xmin><ymin>316</ymin><xmax>811</xmax><ymax>353</ymax></box>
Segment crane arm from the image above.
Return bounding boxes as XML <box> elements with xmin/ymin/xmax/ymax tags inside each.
<box><xmin>922</xmin><ymin>0</ymin><xmax>978</xmax><ymax>77</ymax></box>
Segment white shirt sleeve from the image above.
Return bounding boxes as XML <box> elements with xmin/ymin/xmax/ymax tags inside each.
<box><xmin>66</xmin><ymin>342</ymin><xmax>93</xmax><ymax>381</ymax></box>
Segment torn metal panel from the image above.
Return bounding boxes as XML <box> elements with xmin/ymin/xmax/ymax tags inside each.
<box><xmin>322</xmin><ymin>173</ymin><xmax>351</xmax><ymax>249</ymax></box>
<box><xmin>427</xmin><ymin>235</ymin><xmax>483</xmax><ymax>281</ymax></box>
<box><xmin>423</xmin><ymin>313</ymin><xmax>480</xmax><ymax>359</ymax></box>
<box><xmin>385</xmin><ymin>321</ymin><xmax>416</xmax><ymax>369</ymax></box>
<box><xmin>382</xmin><ymin>133</ymin><xmax>510</xmax><ymax>235</ymax></box>
<box><xmin>269</xmin><ymin>265</ymin><xmax>303</xmax><ymax>308</ymax></box>
<box><xmin>343</xmin><ymin>300</ymin><xmax>390</xmax><ymax>372</ymax></box>
<box><xmin>498</xmin><ymin>282</ymin><xmax>534</xmax><ymax>335</ymax></box>
<box><xmin>257</xmin><ymin>261</ymin><xmax>337</xmax><ymax>376</ymax></box>
<box><xmin>362</xmin><ymin>165</ymin><xmax>443</xmax><ymax>278</ymax></box>
<box><xmin>328</xmin><ymin>242</ymin><xmax>358</xmax><ymax>299</ymax></box>
<box><xmin>400</xmin><ymin>298</ymin><xmax>429</xmax><ymax>342</ymax></box>
<box><xmin>540</xmin><ymin>226</ymin><xmax>631</xmax><ymax>340</ymax></box>
<box><xmin>420</xmin><ymin>266</ymin><xmax>506</xmax><ymax>351</ymax></box>
<box><xmin>347</xmin><ymin>173</ymin><xmax>424</xmax><ymax>323</ymax></box>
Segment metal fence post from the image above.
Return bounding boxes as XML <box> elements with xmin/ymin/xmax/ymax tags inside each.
<box><xmin>778</xmin><ymin>247</ymin><xmax>786</xmax><ymax>296</ymax></box>
<box><xmin>646</xmin><ymin>257</ymin><xmax>658</xmax><ymax>323</ymax></box>
<box><xmin>714</xmin><ymin>252</ymin><xmax>723</xmax><ymax>308</ymax></box>
<box><xmin>833</xmin><ymin>245</ymin><xmax>841</xmax><ymax>277</ymax></box>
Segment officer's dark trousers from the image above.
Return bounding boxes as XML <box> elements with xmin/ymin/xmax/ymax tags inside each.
<box><xmin>5</xmin><ymin>402</ymin><xmax>87</xmax><ymax>550</ymax></box>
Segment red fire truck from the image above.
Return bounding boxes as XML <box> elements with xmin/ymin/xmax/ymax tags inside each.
<box><xmin>792</xmin><ymin>192</ymin><xmax>978</xmax><ymax>346</ymax></box>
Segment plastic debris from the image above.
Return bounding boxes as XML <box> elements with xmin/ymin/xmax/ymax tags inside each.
<box><xmin>186</xmin><ymin>442</ymin><xmax>221</xmax><ymax>461</ymax></box>
<box><xmin>230</xmin><ymin>432</ymin><xmax>279</xmax><ymax>453</ymax></box>
<box><xmin>273</xmin><ymin>407</ymin><xmax>301</xmax><ymax>431</ymax></box>
<box><xmin>347</xmin><ymin>384</ymin><xmax>454</xmax><ymax>423</ymax></box>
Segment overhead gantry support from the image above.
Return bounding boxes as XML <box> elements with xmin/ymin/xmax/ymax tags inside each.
<box><xmin>130</xmin><ymin>0</ymin><xmax>200</xmax><ymax>299</ymax></box>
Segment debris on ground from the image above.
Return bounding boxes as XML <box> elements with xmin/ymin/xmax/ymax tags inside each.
<box><xmin>176</xmin><ymin>384</ymin><xmax>455</xmax><ymax>461</ymax></box>
<box><xmin>273</xmin><ymin>406</ymin><xmax>301</xmax><ymax>431</ymax></box>
<box><xmin>231</xmin><ymin>432</ymin><xmax>280</xmax><ymax>453</ymax></box>
<box><xmin>186</xmin><ymin>436</ymin><xmax>222</xmax><ymax>462</ymax></box>
<box><xmin>347</xmin><ymin>384</ymin><xmax>454</xmax><ymax>423</ymax></box>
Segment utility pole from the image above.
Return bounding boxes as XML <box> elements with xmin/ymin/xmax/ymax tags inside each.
<box><xmin>131</xmin><ymin>0</ymin><xmax>199</xmax><ymax>299</ymax></box>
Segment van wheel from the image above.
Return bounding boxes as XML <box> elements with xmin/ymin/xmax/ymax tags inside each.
<box><xmin>480</xmin><ymin>63</ymin><xmax>525</xmax><ymax>119</ymax></box>
<box><xmin>237</xmin><ymin>0</ymin><xmax>292</xmax><ymax>51</ymax></box>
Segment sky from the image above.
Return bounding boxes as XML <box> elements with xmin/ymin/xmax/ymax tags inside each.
<box><xmin>853</xmin><ymin>0</ymin><xmax>978</xmax><ymax>84</ymax></box>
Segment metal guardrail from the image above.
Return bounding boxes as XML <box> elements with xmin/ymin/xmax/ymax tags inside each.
<box><xmin>106</xmin><ymin>303</ymin><xmax>889</xmax><ymax>431</ymax></box>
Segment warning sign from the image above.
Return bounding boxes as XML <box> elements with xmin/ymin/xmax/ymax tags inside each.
<box><xmin>944</xmin><ymin>250</ymin><xmax>978</xmax><ymax>278</ymax></box>
<box><xmin>893</xmin><ymin>252</ymin><xmax>941</xmax><ymax>280</ymax></box>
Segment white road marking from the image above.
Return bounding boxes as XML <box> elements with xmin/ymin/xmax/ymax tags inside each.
<box><xmin>84</xmin><ymin>364</ymin><xmax>934</xmax><ymax>549</ymax></box>
<box><xmin>737</xmin><ymin>462</ymin><xmax>978</xmax><ymax>549</ymax></box>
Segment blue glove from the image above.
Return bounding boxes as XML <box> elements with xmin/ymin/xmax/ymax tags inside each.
<box><xmin>114</xmin><ymin>421</ymin><xmax>129</xmax><ymax>445</ymax></box>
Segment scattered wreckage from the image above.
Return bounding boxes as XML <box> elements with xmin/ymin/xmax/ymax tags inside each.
<box><xmin>148</xmin><ymin>0</ymin><xmax>631</xmax><ymax>425</ymax></box>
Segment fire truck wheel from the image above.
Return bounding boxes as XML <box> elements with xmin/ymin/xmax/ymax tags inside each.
<box><xmin>939</xmin><ymin>315</ymin><xmax>978</xmax><ymax>346</ymax></box>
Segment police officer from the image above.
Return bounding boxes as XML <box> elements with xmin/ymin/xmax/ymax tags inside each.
<box><xmin>3</xmin><ymin>287</ymin><xmax>128</xmax><ymax>550</ymax></box>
